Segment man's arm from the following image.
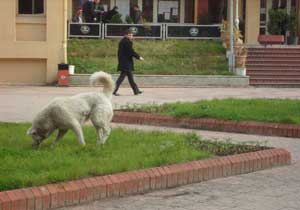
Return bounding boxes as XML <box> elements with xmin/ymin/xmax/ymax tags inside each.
<box><xmin>125</xmin><ymin>41</ymin><xmax>140</xmax><ymax>59</ymax></box>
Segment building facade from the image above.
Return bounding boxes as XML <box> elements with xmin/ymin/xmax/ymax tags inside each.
<box><xmin>69</xmin><ymin>0</ymin><xmax>300</xmax><ymax>44</ymax></box>
<box><xmin>0</xmin><ymin>0</ymin><xmax>299</xmax><ymax>84</ymax></box>
<box><xmin>0</xmin><ymin>0</ymin><xmax>67</xmax><ymax>85</ymax></box>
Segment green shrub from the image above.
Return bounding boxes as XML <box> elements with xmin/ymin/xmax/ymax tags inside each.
<box><xmin>125</xmin><ymin>15</ymin><xmax>134</xmax><ymax>24</ymax></box>
<box><xmin>267</xmin><ymin>9</ymin><xmax>289</xmax><ymax>35</ymax></box>
<box><xmin>111</xmin><ymin>14</ymin><xmax>123</xmax><ymax>23</ymax></box>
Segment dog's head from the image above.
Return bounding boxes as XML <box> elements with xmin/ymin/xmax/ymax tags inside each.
<box><xmin>27</xmin><ymin>127</ymin><xmax>49</xmax><ymax>148</ymax></box>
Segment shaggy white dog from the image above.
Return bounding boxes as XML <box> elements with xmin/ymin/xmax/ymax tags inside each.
<box><xmin>27</xmin><ymin>71</ymin><xmax>114</xmax><ymax>147</ymax></box>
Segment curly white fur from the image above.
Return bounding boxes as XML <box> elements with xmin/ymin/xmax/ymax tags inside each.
<box><xmin>27</xmin><ymin>71</ymin><xmax>115</xmax><ymax>147</ymax></box>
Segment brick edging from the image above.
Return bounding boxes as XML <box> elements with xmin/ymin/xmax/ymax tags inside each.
<box><xmin>0</xmin><ymin>148</ymin><xmax>291</xmax><ymax>210</ymax></box>
<box><xmin>113</xmin><ymin>111</ymin><xmax>300</xmax><ymax>138</ymax></box>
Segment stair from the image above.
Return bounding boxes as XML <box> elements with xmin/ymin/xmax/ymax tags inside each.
<box><xmin>246</xmin><ymin>47</ymin><xmax>300</xmax><ymax>87</ymax></box>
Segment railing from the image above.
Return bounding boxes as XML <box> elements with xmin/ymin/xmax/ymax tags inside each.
<box><xmin>165</xmin><ymin>24</ymin><xmax>221</xmax><ymax>40</ymax></box>
<box><xmin>68</xmin><ymin>23</ymin><xmax>221</xmax><ymax>40</ymax></box>
<box><xmin>68</xmin><ymin>22</ymin><xmax>102</xmax><ymax>38</ymax></box>
<box><xmin>105</xmin><ymin>23</ymin><xmax>163</xmax><ymax>39</ymax></box>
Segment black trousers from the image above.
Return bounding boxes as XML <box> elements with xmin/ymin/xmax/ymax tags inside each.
<box><xmin>114</xmin><ymin>71</ymin><xmax>139</xmax><ymax>94</ymax></box>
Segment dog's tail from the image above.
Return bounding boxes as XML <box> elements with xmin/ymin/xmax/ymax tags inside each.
<box><xmin>90</xmin><ymin>71</ymin><xmax>115</xmax><ymax>98</ymax></box>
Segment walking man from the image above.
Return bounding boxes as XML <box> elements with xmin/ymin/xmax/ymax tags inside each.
<box><xmin>113</xmin><ymin>29</ymin><xmax>144</xmax><ymax>96</ymax></box>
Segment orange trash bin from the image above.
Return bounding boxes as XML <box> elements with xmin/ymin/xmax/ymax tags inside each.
<box><xmin>57</xmin><ymin>64</ymin><xmax>69</xmax><ymax>87</ymax></box>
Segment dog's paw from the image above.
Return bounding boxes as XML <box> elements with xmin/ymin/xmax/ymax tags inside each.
<box><xmin>97</xmin><ymin>141</ymin><xmax>105</xmax><ymax>146</ymax></box>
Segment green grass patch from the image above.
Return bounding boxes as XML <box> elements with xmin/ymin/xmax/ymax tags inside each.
<box><xmin>0</xmin><ymin>123</ymin><xmax>212</xmax><ymax>191</ymax></box>
<box><xmin>121</xmin><ymin>98</ymin><xmax>300</xmax><ymax>124</ymax></box>
<box><xmin>68</xmin><ymin>39</ymin><xmax>230</xmax><ymax>75</ymax></box>
<box><xmin>0</xmin><ymin>123</ymin><xmax>268</xmax><ymax>191</ymax></box>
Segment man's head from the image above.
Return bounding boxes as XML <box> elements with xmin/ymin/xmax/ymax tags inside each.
<box><xmin>94</xmin><ymin>0</ymin><xmax>101</xmax><ymax>3</ymax></box>
<box><xmin>76</xmin><ymin>8</ymin><xmax>83</xmax><ymax>16</ymax></box>
<box><xmin>133</xmin><ymin>5</ymin><xmax>139</xmax><ymax>11</ymax></box>
<box><xmin>124</xmin><ymin>29</ymin><xmax>134</xmax><ymax>40</ymax></box>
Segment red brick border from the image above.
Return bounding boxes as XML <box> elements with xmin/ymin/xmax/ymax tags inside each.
<box><xmin>113</xmin><ymin>111</ymin><xmax>300</xmax><ymax>138</ymax></box>
<box><xmin>0</xmin><ymin>148</ymin><xmax>291</xmax><ymax>210</ymax></box>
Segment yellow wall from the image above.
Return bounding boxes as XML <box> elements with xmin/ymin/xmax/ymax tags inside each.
<box><xmin>0</xmin><ymin>0</ymin><xmax>67</xmax><ymax>85</ymax></box>
<box><xmin>16</xmin><ymin>17</ymin><xmax>47</xmax><ymax>41</ymax></box>
<box><xmin>245</xmin><ymin>0</ymin><xmax>260</xmax><ymax>44</ymax></box>
<box><xmin>0</xmin><ymin>59</ymin><xmax>47</xmax><ymax>84</ymax></box>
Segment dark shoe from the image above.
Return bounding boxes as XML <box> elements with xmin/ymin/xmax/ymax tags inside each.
<box><xmin>113</xmin><ymin>92</ymin><xmax>120</xmax><ymax>96</ymax></box>
<box><xmin>134</xmin><ymin>90</ymin><xmax>143</xmax><ymax>95</ymax></box>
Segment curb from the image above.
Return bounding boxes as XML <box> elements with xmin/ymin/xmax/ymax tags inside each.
<box><xmin>0</xmin><ymin>148</ymin><xmax>291</xmax><ymax>210</ymax></box>
<box><xmin>113</xmin><ymin>111</ymin><xmax>300</xmax><ymax>138</ymax></box>
<box><xmin>69</xmin><ymin>74</ymin><xmax>249</xmax><ymax>87</ymax></box>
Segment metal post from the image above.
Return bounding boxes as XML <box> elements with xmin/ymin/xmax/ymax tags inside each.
<box><xmin>235</xmin><ymin>0</ymin><xmax>239</xmax><ymax>30</ymax></box>
<box><xmin>229</xmin><ymin>0</ymin><xmax>235</xmax><ymax>72</ymax></box>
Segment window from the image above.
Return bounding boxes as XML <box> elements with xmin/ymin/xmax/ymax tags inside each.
<box><xmin>272</xmin><ymin>0</ymin><xmax>287</xmax><ymax>9</ymax></box>
<box><xmin>158</xmin><ymin>0</ymin><xmax>180</xmax><ymax>23</ymax></box>
<box><xmin>18</xmin><ymin>0</ymin><xmax>45</xmax><ymax>15</ymax></box>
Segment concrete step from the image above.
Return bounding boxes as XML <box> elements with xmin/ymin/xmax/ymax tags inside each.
<box><xmin>246</xmin><ymin>72</ymin><xmax>300</xmax><ymax>76</ymax></box>
<box><xmin>246</xmin><ymin>63</ymin><xmax>300</xmax><ymax>68</ymax></box>
<box><xmin>247</xmin><ymin>55</ymin><xmax>300</xmax><ymax>60</ymax></box>
<box><xmin>249</xmin><ymin>82</ymin><xmax>300</xmax><ymax>87</ymax></box>
<box><xmin>247</xmin><ymin>59</ymin><xmax>300</xmax><ymax>63</ymax></box>
<box><xmin>246</xmin><ymin>67</ymin><xmax>300</xmax><ymax>71</ymax></box>
<box><xmin>248</xmin><ymin>48</ymin><xmax>300</xmax><ymax>53</ymax></box>
<box><xmin>248</xmin><ymin>51</ymin><xmax>300</xmax><ymax>55</ymax></box>
<box><xmin>249</xmin><ymin>78</ymin><xmax>300</xmax><ymax>83</ymax></box>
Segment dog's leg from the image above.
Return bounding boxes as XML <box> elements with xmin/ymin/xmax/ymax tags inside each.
<box><xmin>71</xmin><ymin>121</ymin><xmax>86</xmax><ymax>145</ymax></box>
<box><xmin>53</xmin><ymin>130</ymin><xmax>68</xmax><ymax>146</ymax></box>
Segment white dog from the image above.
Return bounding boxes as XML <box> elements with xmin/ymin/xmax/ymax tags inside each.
<box><xmin>27</xmin><ymin>71</ymin><xmax>114</xmax><ymax>147</ymax></box>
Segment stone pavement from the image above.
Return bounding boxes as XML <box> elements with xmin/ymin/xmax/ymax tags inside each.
<box><xmin>62</xmin><ymin>124</ymin><xmax>300</xmax><ymax>210</ymax></box>
<box><xmin>1</xmin><ymin>86</ymin><xmax>300</xmax><ymax>210</ymax></box>
<box><xmin>1</xmin><ymin>86</ymin><xmax>300</xmax><ymax>122</ymax></box>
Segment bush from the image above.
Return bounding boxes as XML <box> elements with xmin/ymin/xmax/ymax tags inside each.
<box><xmin>111</xmin><ymin>14</ymin><xmax>123</xmax><ymax>23</ymax></box>
<box><xmin>125</xmin><ymin>15</ymin><xmax>134</xmax><ymax>24</ymax></box>
<box><xmin>288</xmin><ymin>11</ymin><xmax>297</xmax><ymax>35</ymax></box>
<box><xmin>267</xmin><ymin>9</ymin><xmax>289</xmax><ymax>35</ymax></box>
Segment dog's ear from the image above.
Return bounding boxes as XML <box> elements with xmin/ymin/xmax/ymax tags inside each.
<box><xmin>27</xmin><ymin>127</ymin><xmax>36</xmax><ymax>136</ymax></box>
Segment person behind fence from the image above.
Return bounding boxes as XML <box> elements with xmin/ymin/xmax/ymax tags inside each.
<box><xmin>133</xmin><ymin>5</ymin><xmax>143</xmax><ymax>24</ymax></box>
<box><xmin>82</xmin><ymin>0</ymin><xmax>94</xmax><ymax>22</ymax></box>
<box><xmin>113</xmin><ymin>29</ymin><xmax>144</xmax><ymax>96</ymax></box>
<box><xmin>93</xmin><ymin>0</ymin><xmax>105</xmax><ymax>22</ymax></box>
<box><xmin>104</xmin><ymin>6</ymin><xmax>119</xmax><ymax>23</ymax></box>
<box><xmin>72</xmin><ymin>8</ymin><xmax>83</xmax><ymax>23</ymax></box>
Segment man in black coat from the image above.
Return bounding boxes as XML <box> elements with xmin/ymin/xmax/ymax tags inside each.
<box><xmin>113</xmin><ymin>30</ymin><xmax>144</xmax><ymax>96</ymax></box>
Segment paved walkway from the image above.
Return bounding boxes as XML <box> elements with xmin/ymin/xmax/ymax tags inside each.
<box><xmin>62</xmin><ymin>124</ymin><xmax>300</xmax><ymax>210</ymax></box>
<box><xmin>1</xmin><ymin>86</ymin><xmax>300</xmax><ymax>210</ymax></box>
<box><xmin>1</xmin><ymin>86</ymin><xmax>300</xmax><ymax>122</ymax></box>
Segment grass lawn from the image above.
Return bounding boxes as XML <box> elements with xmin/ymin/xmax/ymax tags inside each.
<box><xmin>0</xmin><ymin>123</ymin><xmax>212</xmax><ymax>191</ymax></box>
<box><xmin>120</xmin><ymin>98</ymin><xmax>300</xmax><ymax>124</ymax></box>
<box><xmin>68</xmin><ymin>39</ymin><xmax>230</xmax><ymax>75</ymax></box>
<box><xmin>0</xmin><ymin>123</ymin><xmax>266</xmax><ymax>191</ymax></box>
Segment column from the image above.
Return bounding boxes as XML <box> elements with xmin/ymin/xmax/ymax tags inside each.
<box><xmin>47</xmin><ymin>0</ymin><xmax>68</xmax><ymax>83</ymax></box>
<box><xmin>235</xmin><ymin>0</ymin><xmax>239</xmax><ymax>29</ymax></box>
<box><xmin>245</xmin><ymin>0</ymin><xmax>260</xmax><ymax>44</ymax></box>
<box><xmin>153</xmin><ymin>0</ymin><xmax>158</xmax><ymax>23</ymax></box>
<box><xmin>180</xmin><ymin>0</ymin><xmax>185</xmax><ymax>23</ymax></box>
<box><xmin>266</xmin><ymin>0</ymin><xmax>272</xmax><ymax>34</ymax></box>
<box><xmin>287</xmin><ymin>0</ymin><xmax>291</xmax><ymax>14</ymax></box>
<box><xmin>138</xmin><ymin>0</ymin><xmax>143</xmax><ymax>10</ymax></box>
<box><xmin>194</xmin><ymin>0</ymin><xmax>198</xmax><ymax>24</ymax></box>
<box><xmin>0</xmin><ymin>0</ymin><xmax>16</xmax><ymax>41</ymax></box>
<box><xmin>296</xmin><ymin>0</ymin><xmax>300</xmax><ymax>38</ymax></box>
<box><xmin>110</xmin><ymin>0</ymin><xmax>115</xmax><ymax>9</ymax></box>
